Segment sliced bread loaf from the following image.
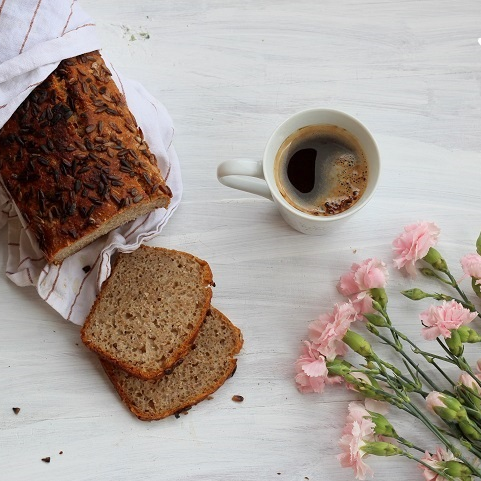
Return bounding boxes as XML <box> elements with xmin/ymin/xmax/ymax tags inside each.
<box><xmin>100</xmin><ymin>306</ymin><xmax>243</xmax><ymax>420</ymax></box>
<box><xmin>81</xmin><ymin>246</ymin><xmax>213</xmax><ymax>380</ymax></box>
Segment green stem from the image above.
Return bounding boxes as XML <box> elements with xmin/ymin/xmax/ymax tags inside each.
<box><xmin>401</xmin><ymin>451</ymin><xmax>457</xmax><ymax>481</ymax></box>
<box><xmin>372</xmin><ymin>372</ymin><xmax>429</xmax><ymax>398</ymax></box>
<box><xmin>388</xmin><ymin>325</ymin><xmax>454</xmax><ymax>365</ymax></box>
<box><xmin>458</xmin><ymin>384</ymin><xmax>481</xmax><ymax>402</ymax></box>
<box><xmin>403</xmin><ymin>400</ymin><xmax>481</xmax><ymax>476</ymax></box>
<box><xmin>371</xmin><ymin>312</ymin><xmax>460</xmax><ymax>389</ymax></box>
<box><xmin>445</xmin><ymin>270</ymin><xmax>474</xmax><ymax>308</ymax></box>
<box><xmin>373</xmin><ymin>359</ymin><xmax>481</xmax><ymax>476</ymax></box>
<box><xmin>396</xmin><ymin>436</ymin><xmax>426</xmax><ymax>454</ymax></box>
<box><xmin>371</xmin><ymin>329</ymin><xmax>442</xmax><ymax>392</ymax></box>
<box><xmin>377</xmin><ymin>359</ymin><xmax>429</xmax><ymax>396</ymax></box>
<box><xmin>437</xmin><ymin>425</ymin><xmax>481</xmax><ymax>459</ymax></box>
<box><xmin>411</xmin><ymin>347</ymin><xmax>457</xmax><ymax>365</ymax></box>
<box><xmin>434</xmin><ymin>337</ymin><xmax>481</xmax><ymax>392</ymax></box>
<box><xmin>407</xmin><ymin>403</ymin><xmax>481</xmax><ymax>477</ymax></box>
<box><xmin>436</xmin><ymin>337</ymin><xmax>458</xmax><ymax>361</ymax></box>
<box><xmin>353</xmin><ymin>379</ymin><xmax>481</xmax><ymax>459</ymax></box>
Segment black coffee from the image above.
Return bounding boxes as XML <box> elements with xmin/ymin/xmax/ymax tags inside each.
<box><xmin>274</xmin><ymin>124</ymin><xmax>368</xmax><ymax>216</ymax></box>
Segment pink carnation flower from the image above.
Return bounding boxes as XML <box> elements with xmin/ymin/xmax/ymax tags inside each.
<box><xmin>337</xmin><ymin>258</ymin><xmax>389</xmax><ymax>316</ymax></box>
<box><xmin>338</xmin><ymin>402</ymin><xmax>376</xmax><ymax>480</ymax></box>
<box><xmin>347</xmin><ymin>401</ymin><xmax>372</xmax><ymax>424</ymax></box>
<box><xmin>294</xmin><ymin>341</ymin><xmax>334</xmax><ymax>394</ymax></box>
<box><xmin>425</xmin><ymin>392</ymin><xmax>445</xmax><ymax>413</ymax></box>
<box><xmin>346</xmin><ymin>372</ymin><xmax>375</xmax><ymax>392</ymax></box>
<box><xmin>461</xmin><ymin>253</ymin><xmax>481</xmax><ymax>283</ymax></box>
<box><xmin>459</xmin><ymin>372</ymin><xmax>481</xmax><ymax>395</ymax></box>
<box><xmin>308</xmin><ymin>302</ymin><xmax>357</xmax><ymax>360</ymax></box>
<box><xmin>392</xmin><ymin>222</ymin><xmax>440</xmax><ymax>277</ymax></box>
<box><xmin>420</xmin><ymin>300</ymin><xmax>477</xmax><ymax>340</ymax></box>
<box><xmin>419</xmin><ymin>447</ymin><xmax>455</xmax><ymax>481</ymax></box>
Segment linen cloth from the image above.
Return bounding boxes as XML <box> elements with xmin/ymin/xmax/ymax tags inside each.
<box><xmin>0</xmin><ymin>0</ymin><xmax>182</xmax><ymax>324</ymax></box>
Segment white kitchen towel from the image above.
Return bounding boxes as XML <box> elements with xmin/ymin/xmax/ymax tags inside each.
<box><xmin>0</xmin><ymin>0</ymin><xmax>182</xmax><ymax>325</ymax></box>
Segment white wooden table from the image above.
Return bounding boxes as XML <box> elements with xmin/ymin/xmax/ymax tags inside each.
<box><xmin>2</xmin><ymin>1</ymin><xmax>481</xmax><ymax>480</ymax></box>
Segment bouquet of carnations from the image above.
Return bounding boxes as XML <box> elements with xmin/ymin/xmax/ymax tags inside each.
<box><xmin>295</xmin><ymin>222</ymin><xmax>481</xmax><ymax>481</ymax></box>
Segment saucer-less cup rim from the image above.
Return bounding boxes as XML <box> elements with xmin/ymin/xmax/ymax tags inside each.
<box><xmin>217</xmin><ymin>108</ymin><xmax>380</xmax><ymax>226</ymax></box>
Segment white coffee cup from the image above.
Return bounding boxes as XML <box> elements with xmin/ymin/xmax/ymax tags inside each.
<box><xmin>217</xmin><ymin>108</ymin><xmax>380</xmax><ymax>234</ymax></box>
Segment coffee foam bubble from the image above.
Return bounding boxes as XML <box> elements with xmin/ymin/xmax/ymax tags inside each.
<box><xmin>274</xmin><ymin>124</ymin><xmax>369</xmax><ymax>216</ymax></box>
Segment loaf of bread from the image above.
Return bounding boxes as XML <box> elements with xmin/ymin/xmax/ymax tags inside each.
<box><xmin>101</xmin><ymin>306</ymin><xmax>243</xmax><ymax>420</ymax></box>
<box><xmin>0</xmin><ymin>51</ymin><xmax>172</xmax><ymax>264</ymax></box>
<box><xmin>81</xmin><ymin>246</ymin><xmax>214</xmax><ymax>380</ymax></box>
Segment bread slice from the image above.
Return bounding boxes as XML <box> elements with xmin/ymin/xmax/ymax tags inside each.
<box><xmin>81</xmin><ymin>246</ymin><xmax>213</xmax><ymax>380</ymax></box>
<box><xmin>100</xmin><ymin>307</ymin><xmax>243</xmax><ymax>420</ymax></box>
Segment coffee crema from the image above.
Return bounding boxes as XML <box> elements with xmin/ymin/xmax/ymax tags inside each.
<box><xmin>274</xmin><ymin>124</ymin><xmax>368</xmax><ymax>216</ymax></box>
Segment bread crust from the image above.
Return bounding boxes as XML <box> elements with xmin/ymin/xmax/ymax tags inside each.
<box><xmin>80</xmin><ymin>246</ymin><xmax>215</xmax><ymax>380</ymax></box>
<box><xmin>0</xmin><ymin>51</ymin><xmax>172</xmax><ymax>264</ymax></box>
<box><xmin>100</xmin><ymin>306</ymin><xmax>244</xmax><ymax>421</ymax></box>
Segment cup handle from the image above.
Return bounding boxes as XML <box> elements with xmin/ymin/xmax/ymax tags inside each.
<box><xmin>217</xmin><ymin>159</ymin><xmax>272</xmax><ymax>200</ymax></box>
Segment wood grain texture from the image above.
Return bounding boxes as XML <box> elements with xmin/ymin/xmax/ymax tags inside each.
<box><xmin>1</xmin><ymin>1</ymin><xmax>481</xmax><ymax>480</ymax></box>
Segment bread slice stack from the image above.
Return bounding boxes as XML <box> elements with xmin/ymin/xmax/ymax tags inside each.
<box><xmin>81</xmin><ymin>246</ymin><xmax>243</xmax><ymax>420</ymax></box>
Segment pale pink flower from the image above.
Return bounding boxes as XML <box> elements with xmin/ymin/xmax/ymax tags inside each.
<box><xmin>392</xmin><ymin>222</ymin><xmax>440</xmax><ymax>277</ymax></box>
<box><xmin>420</xmin><ymin>300</ymin><xmax>477</xmax><ymax>340</ymax></box>
<box><xmin>461</xmin><ymin>253</ymin><xmax>481</xmax><ymax>284</ymax></box>
<box><xmin>419</xmin><ymin>447</ymin><xmax>455</xmax><ymax>481</ymax></box>
<box><xmin>337</xmin><ymin>258</ymin><xmax>389</xmax><ymax>316</ymax></box>
<box><xmin>346</xmin><ymin>372</ymin><xmax>375</xmax><ymax>392</ymax></box>
<box><xmin>459</xmin><ymin>372</ymin><xmax>481</xmax><ymax>395</ymax></box>
<box><xmin>338</xmin><ymin>402</ymin><xmax>376</xmax><ymax>480</ymax></box>
<box><xmin>477</xmin><ymin>358</ymin><xmax>481</xmax><ymax>373</ymax></box>
<box><xmin>294</xmin><ymin>341</ymin><xmax>329</xmax><ymax>394</ymax></box>
<box><xmin>425</xmin><ymin>392</ymin><xmax>445</xmax><ymax>413</ymax></box>
<box><xmin>308</xmin><ymin>302</ymin><xmax>357</xmax><ymax>360</ymax></box>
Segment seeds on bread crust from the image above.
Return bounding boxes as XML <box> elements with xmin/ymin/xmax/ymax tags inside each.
<box><xmin>0</xmin><ymin>51</ymin><xmax>172</xmax><ymax>264</ymax></box>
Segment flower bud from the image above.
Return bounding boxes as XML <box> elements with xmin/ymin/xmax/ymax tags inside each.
<box><xmin>326</xmin><ymin>359</ymin><xmax>352</xmax><ymax>377</ymax></box>
<box><xmin>459</xmin><ymin>419</ymin><xmax>481</xmax><ymax>441</ymax></box>
<box><xmin>419</xmin><ymin>267</ymin><xmax>438</xmax><ymax>278</ymax></box>
<box><xmin>471</xmin><ymin>278</ymin><xmax>481</xmax><ymax>299</ymax></box>
<box><xmin>363</xmin><ymin>313</ymin><xmax>387</xmax><ymax>327</ymax></box>
<box><xmin>457</xmin><ymin>326</ymin><xmax>481</xmax><ymax>343</ymax></box>
<box><xmin>368</xmin><ymin>411</ymin><xmax>398</xmax><ymax>438</ymax></box>
<box><xmin>458</xmin><ymin>373</ymin><xmax>481</xmax><ymax>399</ymax></box>
<box><xmin>361</xmin><ymin>441</ymin><xmax>402</xmax><ymax>457</ymax></box>
<box><xmin>401</xmin><ymin>288</ymin><xmax>430</xmax><ymax>301</ymax></box>
<box><xmin>423</xmin><ymin>247</ymin><xmax>448</xmax><ymax>272</ymax></box>
<box><xmin>443</xmin><ymin>460</ymin><xmax>473</xmax><ymax>480</ymax></box>
<box><xmin>426</xmin><ymin>392</ymin><xmax>467</xmax><ymax>423</ymax></box>
<box><xmin>344</xmin><ymin>372</ymin><xmax>387</xmax><ymax>401</ymax></box>
<box><xmin>370</xmin><ymin>288</ymin><xmax>388</xmax><ymax>309</ymax></box>
<box><xmin>345</xmin><ymin>371</ymin><xmax>379</xmax><ymax>388</ymax></box>
<box><xmin>445</xmin><ymin>329</ymin><xmax>464</xmax><ymax>357</ymax></box>
<box><xmin>342</xmin><ymin>330</ymin><xmax>373</xmax><ymax>358</ymax></box>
